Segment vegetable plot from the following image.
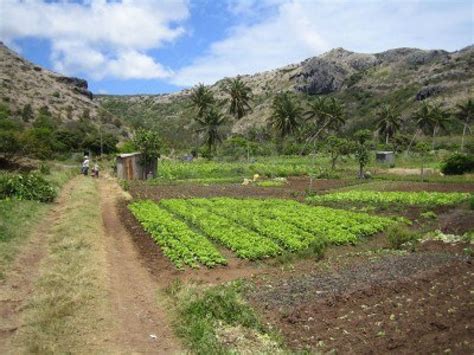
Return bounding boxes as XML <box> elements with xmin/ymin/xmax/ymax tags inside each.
<box><xmin>130</xmin><ymin>198</ymin><xmax>395</xmax><ymax>268</ymax></box>
<box><xmin>307</xmin><ymin>191</ymin><xmax>470</xmax><ymax>206</ymax></box>
<box><xmin>129</xmin><ymin>200</ymin><xmax>227</xmax><ymax>269</ymax></box>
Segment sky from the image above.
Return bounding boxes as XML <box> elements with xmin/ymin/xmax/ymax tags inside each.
<box><xmin>1</xmin><ymin>0</ymin><xmax>473</xmax><ymax>95</ymax></box>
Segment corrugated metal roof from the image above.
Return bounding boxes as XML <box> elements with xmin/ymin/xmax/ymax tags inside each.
<box><xmin>117</xmin><ymin>152</ymin><xmax>141</xmax><ymax>158</ymax></box>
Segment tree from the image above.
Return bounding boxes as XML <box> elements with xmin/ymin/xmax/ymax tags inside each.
<box><xmin>455</xmin><ymin>98</ymin><xmax>473</xmax><ymax>152</ymax></box>
<box><xmin>0</xmin><ymin>105</ymin><xmax>22</xmax><ymax>163</ymax></box>
<box><xmin>301</xmin><ymin>96</ymin><xmax>346</xmax><ymax>153</ymax></box>
<box><xmin>195</xmin><ymin>108</ymin><xmax>226</xmax><ymax>156</ymax></box>
<box><xmin>375</xmin><ymin>104</ymin><xmax>401</xmax><ymax>145</ymax></box>
<box><xmin>224</xmin><ymin>76</ymin><xmax>252</xmax><ymax>119</ymax></box>
<box><xmin>190</xmin><ymin>83</ymin><xmax>215</xmax><ymax>118</ymax></box>
<box><xmin>269</xmin><ymin>92</ymin><xmax>302</xmax><ymax>152</ymax></box>
<box><xmin>132</xmin><ymin>129</ymin><xmax>162</xmax><ymax>179</ymax></box>
<box><xmin>323</xmin><ymin>136</ymin><xmax>353</xmax><ymax>170</ymax></box>
<box><xmin>353</xmin><ymin>129</ymin><xmax>371</xmax><ymax>179</ymax></box>
<box><xmin>21</xmin><ymin>103</ymin><xmax>34</xmax><ymax>122</ymax></box>
<box><xmin>429</xmin><ymin>104</ymin><xmax>450</xmax><ymax>150</ymax></box>
<box><xmin>407</xmin><ymin>102</ymin><xmax>433</xmax><ymax>154</ymax></box>
<box><xmin>415</xmin><ymin>142</ymin><xmax>430</xmax><ymax>182</ymax></box>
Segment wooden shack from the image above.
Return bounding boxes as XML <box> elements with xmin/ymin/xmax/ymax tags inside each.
<box><xmin>375</xmin><ymin>151</ymin><xmax>395</xmax><ymax>165</ymax></box>
<box><xmin>116</xmin><ymin>152</ymin><xmax>157</xmax><ymax>180</ymax></box>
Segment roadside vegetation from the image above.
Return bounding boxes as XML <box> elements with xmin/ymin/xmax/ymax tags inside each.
<box><xmin>16</xmin><ymin>177</ymin><xmax>109</xmax><ymax>353</ymax></box>
<box><xmin>0</xmin><ymin>166</ymin><xmax>75</xmax><ymax>279</ymax></box>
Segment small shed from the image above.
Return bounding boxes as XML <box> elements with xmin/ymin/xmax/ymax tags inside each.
<box><xmin>116</xmin><ymin>152</ymin><xmax>157</xmax><ymax>180</ymax></box>
<box><xmin>375</xmin><ymin>151</ymin><xmax>395</xmax><ymax>165</ymax></box>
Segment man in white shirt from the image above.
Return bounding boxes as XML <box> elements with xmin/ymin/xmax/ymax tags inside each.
<box><xmin>82</xmin><ymin>156</ymin><xmax>90</xmax><ymax>175</ymax></box>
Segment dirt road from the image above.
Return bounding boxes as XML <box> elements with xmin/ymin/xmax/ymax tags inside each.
<box><xmin>98</xmin><ymin>176</ymin><xmax>182</xmax><ymax>354</ymax></box>
<box><xmin>0</xmin><ymin>176</ymin><xmax>182</xmax><ymax>353</ymax></box>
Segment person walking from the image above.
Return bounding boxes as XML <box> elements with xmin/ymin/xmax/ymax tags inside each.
<box><xmin>82</xmin><ymin>155</ymin><xmax>90</xmax><ymax>175</ymax></box>
<box><xmin>92</xmin><ymin>162</ymin><xmax>100</xmax><ymax>178</ymax></box>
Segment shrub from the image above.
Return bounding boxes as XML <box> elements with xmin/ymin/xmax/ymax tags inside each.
<box><xmin>470</xmin><ymin>195</ymin><xmax>474</xmax><ymax>210</ymax></box>
<box><xmin>441</xmin><ymin>153</ymin><xmax>474</xmax><ymax>175</ymax></box>
<box><xmin>0</xmin><ymin>173</ymin><xmax>57</xmax><ymax>202</ymax></box>
<box><xmin>386</xmin><ymin>225</ymin><xmax>419</xmax><ymax>250</ymax></box>
<box><xmin>39</xmin><ymin>162</ymin><xmax>51</xmax><ymax>175</ymax></box>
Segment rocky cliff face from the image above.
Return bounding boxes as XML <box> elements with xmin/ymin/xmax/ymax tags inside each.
<box><xmin>99</xmin><ymin>44</ymin><xmax>473</xmax><ymax>137</ymax></box>
<box><xmin>0</xmin><ymin>42</ymin><xmax>99</xmax><ymax>122</ymax></box>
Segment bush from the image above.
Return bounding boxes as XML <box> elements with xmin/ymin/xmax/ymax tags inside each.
<box><xmin>0</xmin><ymin>173</ymin><xmax>57</xmax><ymax>202</ymax></box>
<box><xmin>386</xmin><ymin>225</ymin><xmax>419</xmax><ymax>250</ymax></box>
<box><xmin>441</xmin><ymin>153</ymin><xmax>474</xmax><ymax>175</ymax></box>
<box><xmin>470</xmin><ymin>195</ymin><xmax>474</xmax><ymax>210</ymax></box>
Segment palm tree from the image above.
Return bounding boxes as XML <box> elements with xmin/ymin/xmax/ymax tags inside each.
<box><xmin>430</xmin><ymin>104</ymin><xmax>450</xmax><ymax>150</ymax></box>
<box><xmin>269</xmin><ymin>92</ymin><xmax>302</xmax><ymax>141</ymax></box>
<box><xmin>190</xmin><ymin>83</ymin><xmax>215</xmax><ymax>118</ymax></box>
<box><xmin>224</xmin><ymin>76</ymin><xmax>252</xmax><ymax>119</ymax></box>
<box><xmin>195</xmin><ymin>107</ymin><xmax>226</xmax><ymax>155</ymax></box>
<box><xmin>407</xmin><ymin>102</ymin><xmax>434</xmax><ymax>154</ymax></box>
<box><xmin>455</xmin><ymin>98</ymin><xmax>473</xmax><ymax>151</ymax></box>
<box><xmin>375</xmin><ymin>104</ymin><xmax>401</xmax><ymax>145</ymax></box>
<box><xmin>300</xmin><ymin>96</ymin><xmax>345</xmax><ymax>153</ymax></box>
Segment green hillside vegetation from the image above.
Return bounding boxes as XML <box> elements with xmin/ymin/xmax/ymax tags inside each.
<box><xmin>97</xmin><ymin>46</ymin><xmax>473</xmax><ymax>156</ymax></box>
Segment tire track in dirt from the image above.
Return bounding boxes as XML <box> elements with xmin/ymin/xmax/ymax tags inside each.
<box><xmin>98</xmin><ymin>176</ymin><xmax>182</xmax><ymax>354</ymax></box>
<box><xmin>0</xmin><ymin>178</ymin><xmax>76</xmax><ymax>353</ymax></box>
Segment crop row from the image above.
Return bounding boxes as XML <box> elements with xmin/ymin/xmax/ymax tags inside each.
<box><xmin>131</xmin><ymin>198</ymin><xmax>395</xmax><ymax>268</ymax></box>
<box><xmin>129</xmin><ymin>200</ymin><xmax>226</xmax><ymax>269</ymax></box>
<box><xmin>160</xmin><ymin>199</ymin><xmax>282</xmax><ymax>259</ymax></box>
<box><xmin>196</xmin><ymin>198</ymin><xmax>393</xmax><ymax>245</ymax></box>
<box><xmin>187</xmin><ymin>198</ymin><xmax>316</xmax><ymax>251</ymax></box>
<box><xmin>306</xmin><ymin>191</ymin><xmax>471</xmax><ymax>206</ymax></box>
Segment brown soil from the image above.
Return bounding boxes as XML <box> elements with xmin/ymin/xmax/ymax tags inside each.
<box><xmin>0</xmin><ymin>178</ymin><xmax>76</xmax><ymax>352</ymax></box>
<box><xmin>437</xmin><ymin>208</ymin><xmax>474</xmax><ymax>235</ymax></box>
<box><xmin>128</xmin><ymin>177</ymin><xmax>360</xmax><ymax>201</ymax></box>
<box><xmin>248</xmin><ymin>252</ymin><xmax>474</xmax><ymax>354</ymax></box>
<box><xmin>98</xmin><ymin>176</ymin><xmax>183</xmax><ymax>353</ymax></box>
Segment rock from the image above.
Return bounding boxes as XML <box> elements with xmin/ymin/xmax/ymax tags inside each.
<box><xmin>406</xmin><ymin>49</ymin><xmax>449</xmax><ymax>65</ymax></box>
<box><xmin>73</xmin><ymin>86</ymin><xmax>94</xmax><ymax>100</ymax></box>
<box><xmin>293</xmin><ymin>58</ymin><xmax>348</xmax><ymax>95</ymax></box>
<box><xmin>56</xmin><ymin>76</ymin><xmax>88</xmax><ymax>89</ymax></box>
<box><xmin>416</xmin><ymin>85</ymin><xmax>442</xmax><ymax>101</ymax></box>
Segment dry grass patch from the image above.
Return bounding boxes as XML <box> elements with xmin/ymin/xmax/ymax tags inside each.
<box><xmin>15</xmin><ymin>177</ymin><xmax>111</xmax><ymax>353</ymax></box>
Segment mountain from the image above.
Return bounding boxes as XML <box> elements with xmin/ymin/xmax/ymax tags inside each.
<box><xmin>98</xmin><ymin>45</ymin><xmax>473</xmax><ymax>147</ymax></box>
<box><xmin>0</xmin><ymin>42</ymin><xmax>123</xmax><ymax>131</ymax></box>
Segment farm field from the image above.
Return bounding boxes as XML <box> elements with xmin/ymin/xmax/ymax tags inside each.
<box><xmin>2</xmin><ymin>4</ymin><xmax>474</xmax><ymax>353</ymax></box>
<box><xmin>118</xmin><ymin>174</ymin><xmax>474</xmax><ymax>353</ymax></box>
<box><xmin>129</xmin><ymin>198</ymin><xmax>394</xmax><ymax>267</ymax></box>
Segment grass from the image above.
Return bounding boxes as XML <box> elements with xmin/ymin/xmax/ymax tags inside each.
<box><xmin>0</xmin><ymin>166</ymin><xmax>75</xmax><ymax>279</ymax></box>
<box><xmin>166</xmin><ymin>280</ymin><xmax>282</xmax><ymax>354</ymax></box>
<box><xmin>0</xmin><ymin>200</ymin><xmax>49</xmax><ymax>279</ymax></box>
<box><xmin>16</xmin><ymin>177</ymin><xmax>110</xmax><ymax>353</ymax></box>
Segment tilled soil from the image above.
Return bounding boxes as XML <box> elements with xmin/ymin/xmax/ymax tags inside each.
<box><xmin>248</xmin><ymin>252</ymin><xmax>474</xmax><ymax>354</ymax></box>
<box><xmin>128</xmin><ymin>177</ymin><xmax>361</xmax><ymax>201</ymax></box>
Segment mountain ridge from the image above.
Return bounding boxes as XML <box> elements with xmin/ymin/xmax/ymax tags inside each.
<box><xmin>97</xmin><ymin>44</ymin><xmax>473</xmax><ymax>145</ymax></box>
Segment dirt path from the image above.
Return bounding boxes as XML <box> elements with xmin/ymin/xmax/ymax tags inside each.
<box><xmin>0</xmin><ymin>178</ymin><xmax>76</xmax><ymax>353</ymax></box>
<box><xmin>98</xmin><ymin>176</ymin><xmax>182</xmax><ymax>354</ymax></box>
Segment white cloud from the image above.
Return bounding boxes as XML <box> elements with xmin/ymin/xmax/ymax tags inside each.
<box><xmin>0</xmin><ymin>0</ymin><xmax>189</xmax><ymax>79</ymax></box>
<box><xmin>173</xmin><ymin>0</ymin><xmax>472</xmax><ymax>87</ymax></box>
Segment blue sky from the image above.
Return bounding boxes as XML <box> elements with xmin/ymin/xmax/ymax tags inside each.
<box><xmin>1</xmin><ymin>0</ymin><xmax>472</xmax><ymax>95</ymax></box>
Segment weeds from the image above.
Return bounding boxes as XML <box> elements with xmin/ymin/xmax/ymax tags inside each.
<box><xmin>170</xmin><ymin>280</ymin><xmax>282</xmax><ymax>354</ymax></box>
<box><xmin>386</xmin><ymin>225</ymin><xmax>420</xmax><ymax>250</ymax></box>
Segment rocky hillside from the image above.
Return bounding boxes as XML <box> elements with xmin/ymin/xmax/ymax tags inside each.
<box><xmin>98</xmin><ymin>45</ymin><xmax>473</xmax><ymax>144</ymax></box>
<box><xmin>0</xmin><ymin>42</ymin><xmax>104</xmax><ymax>123</ymax></box>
